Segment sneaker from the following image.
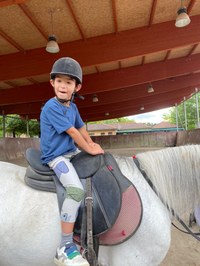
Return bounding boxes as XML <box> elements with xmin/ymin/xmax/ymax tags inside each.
<box><xmin>54</xmin><ymin>243</ymin><xmax>89</xmax><ymax>266</ymax></box>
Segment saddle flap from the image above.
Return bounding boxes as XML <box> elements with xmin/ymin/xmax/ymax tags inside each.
<box><xmin>70</xmin><ymin>151</ymin><xmax>102</xmax><ymax>178</ymax></box>
<box><xmin>25</xmin><ymin>148</ymin><xmax>54</xmax><ymax>175</ymax></box>
<box><xmin>74</xmin><ymin>162</ymin><xmax>122</xmax><ymax>236</ymax></box>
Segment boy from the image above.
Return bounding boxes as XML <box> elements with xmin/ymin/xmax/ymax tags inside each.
<box><xmin>40</xmin><ymin>57</ymin><xmax>104</xmax><ymax>266</ymax></box>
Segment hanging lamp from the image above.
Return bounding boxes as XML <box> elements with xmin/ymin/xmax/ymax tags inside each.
<box><xmin>46</xmin><ymin>9</ymin><xmax>60</xmax><ymax>53</ymax></box>
<box><xmin>175</xmin><ymin>0</ymin><xmax>191</xmax><ymax>27</ymax></box>
<box><xmin>148</xmin><ymin>83</ymin><xmax>154</xmax><ymax>93</ymax></box>
<box><xmin>92</xmin><ymin>94</ymin><xmax>99</xmax><ymax>103</ymax></box>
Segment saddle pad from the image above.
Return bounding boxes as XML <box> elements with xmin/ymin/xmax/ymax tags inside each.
<box><xmin>74</xmin><ymin>183</ymin><xmax>142</xmax><ymax>246</ymax></box>
<box><xmin>99</xmin><ymin>184</ymin><xmax>142</xmax><ymax>245</ymax></box>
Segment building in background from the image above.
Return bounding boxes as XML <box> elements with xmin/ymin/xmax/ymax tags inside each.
<box><xmin>87</xmin><ymin>121</ymin><xmax>183</xmax><ymax>136</ymax></box>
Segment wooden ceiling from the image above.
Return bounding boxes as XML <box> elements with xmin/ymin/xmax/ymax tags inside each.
<box><xmin>0</xmin><ymin>0</ymin><xmax>200</xmax><ymax>122</ymax></box>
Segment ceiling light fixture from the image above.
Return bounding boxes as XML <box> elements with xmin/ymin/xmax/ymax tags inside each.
<box><xmin>46</xmin><ymin>9</ymin><xmax>60</xmax><ymax>53</ymax></box>
<box><xmin>148</xmin><ymin>83</ymin><xmax>154</xmax><ymax>93</ymax></box>
<box><xmin>175</xmin><ymin>0</ymin><xmax>191</xmax><ymax>28</ymax></box>
<box><xmin>92</xmin><ymin>94</ymin><xmax>98</xmax><ymax>103</ymax></box>
<box><xmin>140</xmin><ymin>106</ymin><xmax>144</xmax><ymax>111</ymax></box>
<box><xmin>46</xmin><ymin>35</ymin><xmax>60</xmax><ymax>53</ymax></box>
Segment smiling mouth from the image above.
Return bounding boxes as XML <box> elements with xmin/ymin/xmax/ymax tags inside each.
<box><xmin>59</xmin><ymin>92</ymin><xmax>68</xmax><ymax>97</ymax></box>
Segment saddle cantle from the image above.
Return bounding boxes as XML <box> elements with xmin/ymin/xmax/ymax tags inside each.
<box><xmin>25</xmin><ymin>148</ymin><xmax>143</xmax><ymax>245</ymax></box>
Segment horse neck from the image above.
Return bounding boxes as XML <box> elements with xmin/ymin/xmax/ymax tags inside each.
<box><xmin>136</xmin><ymin>145</ymin><xmax>200</xmax><ymax>217</ymax></box>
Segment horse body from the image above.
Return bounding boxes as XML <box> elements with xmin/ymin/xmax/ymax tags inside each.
<box><xmin>1</xmin><ymin>145</ymin><xmax>199</xmax><ymax>266</ymax></box>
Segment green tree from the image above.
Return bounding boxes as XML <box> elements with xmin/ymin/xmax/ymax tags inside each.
<box><xmin>163</xmin><ymin>93</ymin><xmax>200</xmax><ymax>130</ymax></box>
<box><xmin>5</xmin><ymin>115</ymin><xmax>27</xmax><ymax>137</ymax></box>
<box><xmin>0</xmin><ymin>115</ymin><xmax>40</xmax><ymax>137</ymax></box>
<box><xmin>29</xmin><ymin>120</ymin><xmax>40</xmax><ymax>137</ymax></box>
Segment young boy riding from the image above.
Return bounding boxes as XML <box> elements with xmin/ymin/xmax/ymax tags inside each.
<box><xmin>40</xmin><ymin>57</ymin><xmax>104</xmax><ymax>266</ymax></box>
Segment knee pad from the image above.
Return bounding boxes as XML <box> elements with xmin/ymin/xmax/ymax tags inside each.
<box><xmin>65</xmin><ymin>186</ymin><xmax>85</xmax><ymax>202</ymax></box>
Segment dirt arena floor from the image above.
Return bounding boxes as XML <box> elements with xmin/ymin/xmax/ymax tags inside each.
<box><xmin>5</xmin><ymin>151</ymin><xmax>200</xmax><ymax>266</ymax></box>
<box><xmin>161</xmin><ymin>221</ymin><xmax>200</xmax><ymax>266</ymax></box>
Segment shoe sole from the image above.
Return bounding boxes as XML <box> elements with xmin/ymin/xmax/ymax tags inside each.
<box><xmin>54</xmin><ymin>257</ymin><xmax>89</xmax><ymax>266</ymax></box>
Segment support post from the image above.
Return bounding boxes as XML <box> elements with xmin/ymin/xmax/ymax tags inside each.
<box><xmin>2</xmin><ymin>111</ymin><xmax>6</xmax><ymax>137</ymax></box>
<box><xmin>195</xmin><ymin>88</ymin><xmax>199</xmax><ymax>128</ymax></box>
<box><xmin>183</xmin><ymin>97</ymin><xmax>187</xmax><ymax>130</ymax></box>
<box><xmin>175</xmin><ymin>103</ymin><xmax>179</xmax><ymax>132</ymax></box>
<box><xmin>26</xmin><ymin>115</ymin><xmax>29</xmax><ymax>137</ymax></box>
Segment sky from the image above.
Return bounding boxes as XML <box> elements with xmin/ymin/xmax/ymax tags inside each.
<box><xmin>127</xmin><ymin>107</ymin><xmax>171</xmax><ymax>124</ymax></box>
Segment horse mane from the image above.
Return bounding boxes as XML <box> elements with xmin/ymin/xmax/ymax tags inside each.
<box><xmin>136</xmin><ymin>145</ymin><xmax>200</xmax><ymax>217</ymax></box>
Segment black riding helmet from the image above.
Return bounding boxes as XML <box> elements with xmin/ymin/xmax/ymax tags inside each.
<box><xmin>50</xmin><ymin>57</ymin><xmax>82</xmax><ymax>84</ymax></box>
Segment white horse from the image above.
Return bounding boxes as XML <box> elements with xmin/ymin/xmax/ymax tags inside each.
<box><xmin>0</xmin><ymin>145</ymin><xmax>200</xmax><ymax>266</ymax></box>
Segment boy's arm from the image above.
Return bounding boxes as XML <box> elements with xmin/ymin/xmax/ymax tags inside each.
<box><xmin>78</xmin><ymin>126</ymin><xmax>93</xmax><ymax>144</ymax></box>
<box><xmin>66</xmin><ymin>126</ymin><xmax>104</xmax><ymax>155</ymax></box>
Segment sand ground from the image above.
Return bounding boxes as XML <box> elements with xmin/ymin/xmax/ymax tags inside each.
<box><xmin>161</xmin><ymin>221</ymin><xmax>200</xmax><ymax>266</ymax></box>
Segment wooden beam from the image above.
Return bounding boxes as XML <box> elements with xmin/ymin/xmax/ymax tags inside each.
<box><xmin>1</xmin><ymin>86</ymin><xmax>194</xmax><ymax>120</ymax></box>
<box><xmin>1</xmin><ymin>15</ymin><xmax>200</xmax><ymax>81</ymax></box>
<box><xmin>0</xmin><ymin>72</ymin><xmax>199</xmax><ymax>105</ymax></box>
<box><xmin>21</xmin><ymin>98</ymin><xmax>182</xmax><ymax>122</ymax></box>
<box><xmin>19</xmin><ymin>3</ymin><xmax>48</xmax><ymax>40</ymax></box>
<box><xmin>65</xmin><ymin>0</ymin><xmax>85</xmax><ymax>39</ymax></box>
<box><xmin>111</xmin><ymin>0</ymin><xmax>118</xmax><ymax>32</ymax></box>
<box><xmin>187</xmin><ymin>0</ymin><xmax>196</xmax><ymax>14</ymax></box>
<box><xmin>18</xmin><ymin>94</ymin><xmax>185</xmax><ymax>122</ymax></box>
<box><xmin>0</xmin><ymin>28</ymin><xmax>25</xmax><ymax>52</ymax></box>
<box><xmin>78</xmin><ymin>87</ymin><xmax>195</xmax><ymax>115</ymax></box>
<box><xmin>81</xmin><ymin>98</ymin><xmax>184</xmax><ymax>122</ymax></box>
<box><xmin>148</xmin><ymin>0</ymin><xmax>157</xmax><ymax>26</ymax></box>
<box><xmin>12</xmin><ymin>97</ymin><xmax>183</xmax><ymax>122</ymax></box>
<box><xmin>0</xmin><ymin>0</ymin><xmax>27</xmax><ymax>7</ymax></box>
<box><xmin>81</xmin><ymin>59</ymin><xmax>200</xmax><ymax>94</ymax></box>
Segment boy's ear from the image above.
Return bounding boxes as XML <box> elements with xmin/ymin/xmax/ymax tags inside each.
<box><xmin>50</xmin><ymin>79</ymin><xmax>54</xmax><ymax>87</ymax></box>
<box><xmin>75</xmin><ymin>84</ymin><xmax>82</xmax><ymax>92</ymax></box>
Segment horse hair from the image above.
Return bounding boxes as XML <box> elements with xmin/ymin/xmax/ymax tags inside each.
<box><xmin>136</xmin><ymin>145</ymin><xmax>200</xmax><ymax>217</ymax></box>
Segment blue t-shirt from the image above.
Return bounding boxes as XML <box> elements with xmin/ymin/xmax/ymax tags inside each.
<box><xmin>40</xmin><ymin>98</ymin><xmax>84</xmax><ymax>164</ymax></box>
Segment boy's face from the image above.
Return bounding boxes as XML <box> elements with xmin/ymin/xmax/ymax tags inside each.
<box><xmin>50</xmin><ymin>74</ymin><xmax>81</xmax><ymax>102</ymax></box>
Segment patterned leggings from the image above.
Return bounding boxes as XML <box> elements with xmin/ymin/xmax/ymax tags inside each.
<box><xmin>48</xmin><ymin>152</ymin><xmax>84</xmax><ymax>223</ymax></box>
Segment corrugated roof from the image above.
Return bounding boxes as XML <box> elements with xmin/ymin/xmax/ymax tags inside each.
<box><xmin>88</xmin><ymin>122</ymin><xmax>172</xmax><ymax>131</ymax></box>
<box><xmin>152</xmin><ymin>121</ymin><xmax>177</xmax><ymax>129</ymax></box>
<box><xmin>87</xmin><ymin>123</ymin><xmax>117</xmax><ymax>131</ymax></box>
<box><xmin>116</xmin><ymin>122</ymin><xmax>152</xmax><ymax>130</ymax></box>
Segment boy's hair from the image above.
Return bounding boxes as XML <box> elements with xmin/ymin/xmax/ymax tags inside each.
<box><xmin>51</xmin><ymin>74</ymin><xmax>81</xmax><ymax>86</ymax></box>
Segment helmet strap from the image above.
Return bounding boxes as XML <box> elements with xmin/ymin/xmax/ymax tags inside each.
<box><xmin>55</xmin><ymin>97</ymin><xmax>71</xmax><ymax>104</ymax></box>
<box><xmin>55</xmin><ymin>92</ymin><xmax>76</xmax><ymax>104</ymax></box>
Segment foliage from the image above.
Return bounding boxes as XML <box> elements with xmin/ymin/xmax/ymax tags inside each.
<box><xmin>28</xmin><ymin>120</ymin><xmax>40</xmax><ymax>137</ymax></box>
<box><xmin>0</xmin><ymin>115</ymin><xmax>40</xmax><ymax>137</ymax></box>
<box><xmin>163</xmin><ymin>93</ymin><xmax>200</xmax><ymax>130</ymax></box>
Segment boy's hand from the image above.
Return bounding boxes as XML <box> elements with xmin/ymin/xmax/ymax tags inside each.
<box><xmin>88</xmin><ymin>142</ymin><xmax>104</xmax><ymax>155</ymax></box>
